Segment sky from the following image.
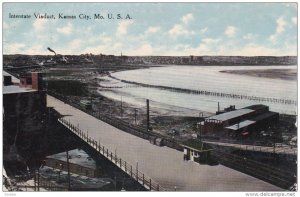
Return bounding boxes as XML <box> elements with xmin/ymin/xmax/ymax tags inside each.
<box><xmin>2</xmin><ymin>3</ymin><xmax>298</xmax><ymax>56</ymax></box>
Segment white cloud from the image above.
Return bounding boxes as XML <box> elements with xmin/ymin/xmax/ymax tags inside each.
<box><xmin>229</xmin><ymin>43</ymin><xmax>296</xmax><ymax>56</ymax></box>
<box><xmin>292</xmin><ymin>17</ymin><xmax>297</xmax><ymax>25</ymax></box>
<box><xmin>224</xmin><ymin>26</ymin><xmax>237</xmax><ymax>37</ymax></box>
<box><xmin>276</xmin><ymin>17</ymin><xmax>286</xmax><ymax>33</ymax></box>
<box><xmin>56</xmin><ymin>23</ymin><xmax>73</xmax><ymax>35</ymax></box>
<box><xmin>269</xmin><ymin>17</ymin><xmax>287</xmax><ymax>44</ymax></box>
<box><xmin>202</xmin><ymin>38</ymin><xmax>220</xmax><ymax>44</ymax></box>
<box><xmin>33</xmin><ymin>19</ymin><xmax>47</xmax><ymax>32</ymax></box>
<box><xmin>116</xmin><ymin>21</ymin><xmax>134</xmax><ymax>36</ymax></box>
<box><xmin>168</xmin><ymin>24</ymin><xmax>195</xmax><ymax>37</ymax></box>
<box><xmin>181</xmin><ymin>13</ymin><xmax>194</xmax><ymax>24</ymax></box>
<box><xmin>199</xmin><ymin>27</ymin><xmax>208</xmax><ymax>34</ymax></box>
<box><xmin>4</xmin><ymin>43</ymin><xmax>26</xmax><ymax>54</ymax></box>
<box><xmin>145</xmin><ymin>26</ymin><xmax>160</xmax><ymax>34</ymax></box>
<box><xmin>127</xmin><ymin>43</ymin><xmax>153</xmax><ymax>55</ymax></box>
<box><xmin>243</xmin><ymin>33</ymin><xmax>257</xmax><ymax>40</ymax></box>
<box><xmin>69</xmin><ymin>39</ymin><xmax>83</xmax><ymax>49</ymax></box>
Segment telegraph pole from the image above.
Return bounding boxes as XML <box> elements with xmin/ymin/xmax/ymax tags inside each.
<box><xmin>121</xmin><ymin>96</ymin><xmax>123</xmax><ymax>117</ymax></box>
<box><xmin>66</xmin><ymin>151</ymin><xmax>71</xmax><ymax>190</ymax></box>
<box><xmin>134</xmin><ymin>108</ymin><xmax>138</xmax><ymax>125</ymax></box>
<box><xmin>146</xmin><ymin>99</ymin><xmax>150</xmax><ymax>132</ymax></box>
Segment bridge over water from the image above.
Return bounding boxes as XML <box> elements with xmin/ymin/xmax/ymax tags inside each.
<box><xmin>47</xmin><ymin>95</ymin><xmax>282</xmax><ymax>191</ymax></box>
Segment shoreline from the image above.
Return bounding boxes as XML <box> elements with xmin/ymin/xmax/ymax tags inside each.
<box><xmin>220</xmin><ymin>68</ymin><xmax>297</xmax><ymax>81</ymax></box>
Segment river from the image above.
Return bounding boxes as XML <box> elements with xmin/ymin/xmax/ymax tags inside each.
<box><xmin>98</xmin><ymin>65</ymin><xmax>297</xmax><ymax>115</ymax></box>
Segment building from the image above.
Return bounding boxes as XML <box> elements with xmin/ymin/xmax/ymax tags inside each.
<box><xmin>45</xmin><ymin>149</ymin><xmax>101</xmax><ymax>178</ymax></box>
<box><xmin>200</xmin><ymin>104</ymin><xmax>279</xmax><ymax>138</ymax></box>
<box><xmin>79</xmin><ymin>100</ymin><xmax>92</xmax><ymax>110</ymax></box>
<box><xmin>3</xmin><ymin>71</ymin><xmax>47</xmax><ymax>173</ymax></box>
<box><xmin>3</xmin><ymin>72</ymin><xmax>46</xmax><ymax>150</ymax></box>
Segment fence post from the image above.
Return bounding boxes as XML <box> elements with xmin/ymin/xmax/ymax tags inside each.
<box><xmin>120</xmin><ymin>158</ymin><xmax>122</xmax><ymax>167</ymax></box>
<box><xmin>130</xmin><ymin>166</ymin><xmax>132</xmax><ymax>177</ymax></box>
<box><xmin>143</xmin><ymin>174</ymin><xmax>144</xmax><ymax>185</ymax></box>
<box><xmin>125</xmin><ymin>161</ymin><xmax>127</xmax><ymax>172</ymax></box>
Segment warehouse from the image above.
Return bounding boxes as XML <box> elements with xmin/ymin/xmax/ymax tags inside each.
<box><xmin>200</xmin><ymin>105</ymin><xmax>279</xmax><ymax>138</ymax></box>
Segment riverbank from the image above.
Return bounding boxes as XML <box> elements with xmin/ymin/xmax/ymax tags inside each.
<box><xmin>220</xmin><ymin>68</ymin><xmax>297</xmax><ymax>81</ymax></box>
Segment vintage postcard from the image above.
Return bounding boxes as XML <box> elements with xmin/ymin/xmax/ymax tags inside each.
<box><xmin>2</xmin><ymin>2</ymin><xmax>298</xmax><ymax>194</ymax></box>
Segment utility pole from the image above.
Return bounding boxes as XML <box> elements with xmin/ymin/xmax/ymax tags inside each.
<box><xmin>146</xmin><ymin>99</ymin><xmax>150</xmax><ymax>132</ymax></box>
<box><xmin>121</xmin><ymin>96</ymin><xmax>123</xmax><ymax>117</ymax></box>
<box><xmin>134</xmin><ymin>108</ymin><xmax>138</xmax><ymax>125</ymax></box>
<box><xmin>66</xmin><ymin>151</ymin><xmax>71</xmax><ymax>190</ymax></box>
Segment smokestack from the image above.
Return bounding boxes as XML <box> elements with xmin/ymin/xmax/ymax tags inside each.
<box><xmin>146</xmin><ymin>99</ymin><xmax>150</xmax><ymax>132</ymax></box>
<box><xmin>47</xmin><ymin>47</ymin><xmax>56</xmax><ymax>56</ymax></box>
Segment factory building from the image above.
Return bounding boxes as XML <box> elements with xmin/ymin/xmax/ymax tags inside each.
<box><xmin>200</xmin><ymin>105</ymin><xmax>279</xmax><ymax>138</ymax></box>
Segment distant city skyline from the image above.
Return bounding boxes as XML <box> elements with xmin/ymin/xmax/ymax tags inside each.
<box><xmin>3</xmin><ymin>3</ymin><xmax>297</xmax><ymax>56</ymax></box>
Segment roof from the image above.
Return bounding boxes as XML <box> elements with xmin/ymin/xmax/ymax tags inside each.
<box><xmin>225</xmin><ymin>120</ymin><xmax>256</xmax><ymax>131</ymax></box>
<box><xmin>250</xmin><ymin>111</ymin><xmax>279</xmax><ymax>122</ymax></box>
<box><xmin>3</xmin><ymin>85</ymin><xmax>37</xmax><ymax>94</ymax></box>
<box><xmin>46</xmin><ymin>149</ymin><xmax>96</xmax><ymax>169</ymax></box>
<box><xmin>3</xmin><ymin>71</ymin><xmax>37</xmax><ymax>94</ymax></box>
<box><xmin>206</xmin><ymin>108</ymin><xmax>254</xmax><ymax>122</ymax></box>
<box><xmin>244</xmin><ymin>104</ymin><xmax>268</xmax><ymax>111</ymax></box>
<box><xmin>39</xmin><ymin>166</ymin><xmax>111</xmax><ymax>190</ymax></box>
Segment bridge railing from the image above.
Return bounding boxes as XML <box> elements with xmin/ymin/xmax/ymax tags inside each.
<box><xmin>58</xmin><ymin>117</ymin><xmax>164</xmax><ymax>191</ymax></box>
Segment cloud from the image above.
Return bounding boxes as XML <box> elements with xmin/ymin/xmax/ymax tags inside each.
<box><xmin>224</xmin><ymin>26</ymin><xmax>237</xmax><ymax>37</ymax></box>
<box><xmin>292</xmin><ymin>17</ymin><xmax>297</xmax><ymax>25</ymax></box>
<box><xmin>199</xmin><ymin>27</ymin><xmax>208</xmax><ymax>34</ymax></box>
<box><xmin>269</xmin><ymin>17</ymin><xmax>287</xmax><ymax>44</ymax></box>
<box><xmin>145</xmin><ymin>26</ymin><xmax>160</xmax><ymax>34</ymax></box>
<box><xmin>69</xmin><ymin>39</ymin><xmax>83</xmax><ymax>49</ymax></box>
<box><xmin>168</xmin><ymin>24</ymin><xmax>195</xmax><ymax>37</ymax></box>
<box><xmin>228</xmin><ymin>43</ymin><xmax>296</xmax><ymax>56</ymax></box>
<box><xmin>116</xmin><ymin>21</ymin><xmax>134</xmax><ymax>36</ymax></box>
<box><xmin>56</xmin><ymin>22</ymin><xmax>73</xmax><ymax>35</ymax></box>
<box><xmin>4</xmin><ymin>43</ymin><xmax>26</xmax><ymax>54</ymax></box>
<box><xmin>202</xmin><ymin>38</ymin><xmax>221</xmax><ymax>44</ymax></box>
<box><xmin>127</xmin><ymin>43</ymin><xmax>153</xmax><ymax>55</ymax></box>
<box><xmin>181</xmin><ymin>13</ymin><xmax>194</xmax><ymax>24</ymax></box>
<box><xmin>243</xmin><ymin>33</ymin><xmax>257</xmax><ymax>40</ymax></box>
<box><xmin>33</xmin><ymin>19</ymin><xmax>47</xmax><ymax>32</ymax></box>
<box><xmin>276</xmin><ymin>17</ymin><xmax>286</xmax><ymax>33</ymax></box>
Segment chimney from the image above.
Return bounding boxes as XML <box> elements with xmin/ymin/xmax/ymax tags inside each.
<box><xmin>31</xmin><ymin>72</ymin><xmax>42</xmax><ymax>90</ymax></box>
